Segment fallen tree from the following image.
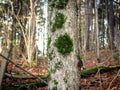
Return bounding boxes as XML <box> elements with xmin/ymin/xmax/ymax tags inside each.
<box><xmin>81</xmin><ymin>65</ymin><xmax>120</xmax><ymax>78</ymax></box>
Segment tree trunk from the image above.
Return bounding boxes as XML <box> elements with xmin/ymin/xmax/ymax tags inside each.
<box><xmin>115</xmin><ymin>31</ymin><xmax>120</xmax><ymax>63</ymax></box>
<box><xmin>25</xmin><ymin>0</ymin><xmax>36</xmax><ymax>67</ymax></box>
<box><xmin>0</xmin><ymin>49</ymin><xmax>9</xmax><ymax>90</ymax></box>
<box><xmin>95</xmin><ymin>0</ymin><xmax>100</xmax><ymax>63</ymax></box>
<box><xmin>108</xmin><ymin>0</ymin><xmax>115</xmax><ymax>49</ymax></box>
<box><xmin>48</xmin><ymin>0</ymin><xmax>80</xmax><ymax>90</ymax></box>
<box><xmin>84</xmin><ymin>0</ymin><xmax>92</xmax><ymax>51</ymax></box>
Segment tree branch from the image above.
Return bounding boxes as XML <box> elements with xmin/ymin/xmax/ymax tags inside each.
<box><xmin>0</xmin><ymin>53</ymin><xmax>48</xmax><ymax>84</ymax></box>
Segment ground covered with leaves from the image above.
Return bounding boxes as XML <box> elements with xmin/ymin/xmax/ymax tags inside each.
<box><xmin>0</xmin><ymin>49</ymin><xmax>120</xmax><ymax>90</ymax></box>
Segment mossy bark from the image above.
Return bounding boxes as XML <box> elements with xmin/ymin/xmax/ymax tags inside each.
<box><xmin>81</xmin><ymin>65</ymin><xmax>120</xmax><ymax>78</ymax></box>
<box><xmin>48</xmin><ymin>0</ymin><xmax>80</xmax><ymax>90</ymax></box>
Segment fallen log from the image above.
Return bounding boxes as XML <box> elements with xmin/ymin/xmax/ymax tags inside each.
<box><xmin>81</xmin><ymin>65</ymin><xmax>120</xmax><ymax>78</ymax></box>
<box><xmin>5</xmin><ymin>72</ymin><xmax>48</xmax><ymax>79</ymax></box>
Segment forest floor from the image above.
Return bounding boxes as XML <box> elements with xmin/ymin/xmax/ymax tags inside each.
<box><xmin>0</xmin><ymin>49</ymin><xmax>120</xmax><ymax>90</ymax></box>
<box><xmin>81</xmin><ymin>49</ymin><xmax>120</xmax><ymax>90</ymax></box>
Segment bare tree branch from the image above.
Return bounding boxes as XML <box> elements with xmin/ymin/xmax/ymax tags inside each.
<box><xmin>0</xmin><ymin>53</ymin><xmax>48</xmax><ymax>84</ymax></box>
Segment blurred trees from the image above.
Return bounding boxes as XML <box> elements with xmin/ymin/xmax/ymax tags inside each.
<box><xmin>78</xmin><ymin>0</ymin><xmax>120</xmax><ymax>61</ymax></box>
<box><xmin>0</xmin><ymin>0</ymin><xmax>119</xmax><ymax>65</ymax></box>
<box><xmin>0</xmin><ymin>0</ymin><xmax>119</xmax><ymax>89</ymax></box>
<box><xmin>0</xmin><ymin>0</ymin><xmax>45</xmax><ymax>66</ymax></box>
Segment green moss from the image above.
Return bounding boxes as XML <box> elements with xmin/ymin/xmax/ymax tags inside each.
<box><xmin>52</xmin><ymin>79</ymin><xmax>58</xmax><ymax>90</ymax></box>
<box><xmin>38</xmin><ymin>73</ymin><xmax>48</xmax><ymax>78</ymax></box>
<box><xmin>55</xmin><ymin>0</ymin><xmax>69</xmax><ymax>9</ymax></box>
<box><xmin>63</xmin><ymin>71</ymin><xmax>69</xmax><ymax>83</ymax></box>
<box><xmin>53</xmin><ymin>79</ymin><xmax>58</xmax><ymax>85</ymax></box>
<box><xmin>48</xmin><ymin>54</ymin><xmax>53</xmax><ymax>60</ymax></box>
<box><xmin>50</xmin><ymin>0</ymin><xmax>69</xmax><ymax>9</ymax></box>
<box><xmin>51</xmin><ymin>24</ymin><xmax>56</xmax><ymax>32</ymax></box>
<box><xmin>54</xmin><ymin>12</ymin><xmax>66</xmax><ymax>28</ymax></box>
<box><xmin>63</xmin><ymin>76</ymin><xmax>68</xmax><ymax>83</ymax></box>
<box><xmin>52</xmin><ymin>86</ymin><xmax>57</xmax><ymax>90</ymax></box>
<box><xmin>48</xmin><ymin>50</ymin><xmax>54</xmax><ymax>61</ymax></box>
<box><xmin>49</xmin><ymin>67</ymin><xmax>56</xmax><ymax>74</ymax></box>
<box><xmin>81</xmin><ymin>66</ymin><xmax>106</xmax><ymax>75</ymax></box>
<box><xmin>77</xmin><ymin>55</ymin><xmax>85</xmax><ymax>61</ymax></box>
<box><xmin>54</xmin><ymin>33</ymin><xmax>73</xmax><ymax>55</ymax></box>
<box><xmin>51</xmin><ymin>12</ymin><xmax>66</xmax><ymax>32</ymax></box>
<box><xmin>55</xmin><ymin>60</ymin><xmax>63</xmax><ymax>68</ymax></box>
<box><xmin>47</xmin><ymin>37</ymin><xmax>51</xmax><ymax>48</ymax></box>
<box><xmin>48</xmin><ymin>67</ymin><xmax>56</xmax><ymax>79</ymax></box>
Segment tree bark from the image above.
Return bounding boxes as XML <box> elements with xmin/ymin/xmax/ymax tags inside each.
<box><xmin>0</xmin><ymin>49</ymin><xmax>9</xmax><ymax>90</ymax></box>
<box><xmin>108</xmin><ymin>0</ymin><xmax>115</xmax><ymax>49</ymax></box>
<box><xmin>95</xmin><ymin>0</ymin><xmax>100</xmax><ymax>63</ymax></box>
<box><xmin>48</xmin><ymin>0</ymin><xmax>80</xmax><ymax>90</ymax></box>
<box><xmin>84</xmin><ymin>0</ymin><xmax>92</xmax><ymax>51</ymax></box>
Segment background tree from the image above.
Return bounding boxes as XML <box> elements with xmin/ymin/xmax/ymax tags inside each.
<box><xmin>84</xmin><ymin>0</ymin><xmax>92</xmax><ymax>51</ymax></box>
<box><xmin>108</xmin><ymin>0</ymin><xmax>115</xmax><ymax>49</ymax></box>
<box><xmin>95</xmin><ymin>0</ymin><xmax>100</xmax><ymax>62</ymax></box>
<box><xmin>0</xmin><ymin>0</ymin><xmax>45</xmax><ymax>67</ymax></box>
<box><xmin>9</xmin><ymin>0</ymin><xmax>37</xmax><ymax>67</ymax></box>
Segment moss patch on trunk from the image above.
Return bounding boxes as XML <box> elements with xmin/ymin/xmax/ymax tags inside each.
<box><xmin>54</xmin><ymin>33</ymin><xmax>73</xmax><ymax>55</ymax></box>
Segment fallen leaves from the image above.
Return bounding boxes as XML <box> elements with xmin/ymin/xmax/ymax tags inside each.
<box><xmin>1</xmin><ymin>49</ymin><xmax>120</xmax><ymax>90</ymax></box>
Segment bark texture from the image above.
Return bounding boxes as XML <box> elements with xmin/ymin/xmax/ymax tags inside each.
<box><xmin>0</xmin><ymin>49</ymin><xmax>9</xmax><ymax>90</ymax></box>
<box><xmin>84</xmin><ymin>0</ymin><xmax>92</xmax><ymax>50</ymax></box>
<box><xmin>108</xmin><ymin>0</ymin><xmax>115</xmax><ymax>49</ymax></box>
<box><xmin>48</xmin><ymin>0</ymin><xmax>80</xmax><ymax>90</ymax></box>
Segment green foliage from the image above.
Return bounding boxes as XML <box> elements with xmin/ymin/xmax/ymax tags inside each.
<box><xmin>50</xmin><ymin>0</ymin><xmax>69</xmax><ymax>9</ymax></box>
<box><xmin>54</xmin><ymin>33</ymin><xmax>73</xmax><ymax>55</ymax></box>
<box><xmin>112</xmin><ymin>53</ymin><xmax>119</xmax><ymax>60</ymax></box>
<box><xmin>51</xmin><ymin>12</ymin><xmax>66</xmax><ymax>32</ymax></box>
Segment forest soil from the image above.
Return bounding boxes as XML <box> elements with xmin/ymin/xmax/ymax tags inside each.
<box><xmin>0</xmin><ymin>49</ymin><xmax>119</xmax><ymax>90</ymax></box>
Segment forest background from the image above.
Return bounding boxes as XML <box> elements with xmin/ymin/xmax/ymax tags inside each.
<box><xmin>0</xmin><ymin>0</ymin><xmax>120</xmax><ymax>90</ymax></box>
